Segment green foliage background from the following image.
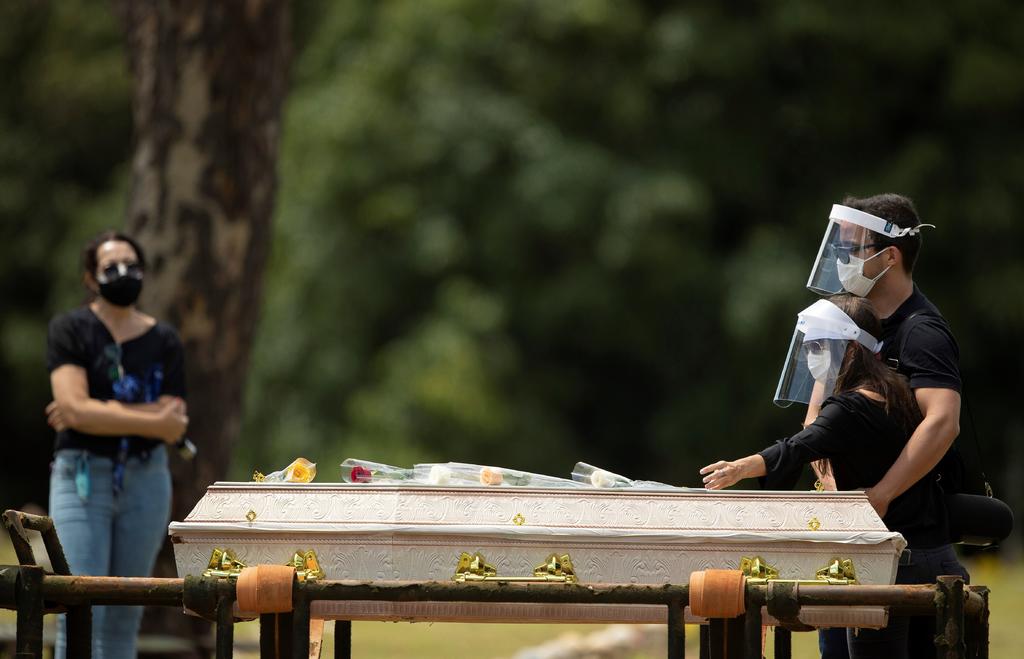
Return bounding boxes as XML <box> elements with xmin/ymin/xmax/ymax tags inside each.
<box><xmin>3</xmin><ymin>1</ymin><xmax>1023</xmax><ymax>548</ymax></box>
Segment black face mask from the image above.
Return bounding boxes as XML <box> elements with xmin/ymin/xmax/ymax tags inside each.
<box><xmin>98</xmin><ymin>274</ymin><xmax>143</xmax><ymax>307</ymax></box>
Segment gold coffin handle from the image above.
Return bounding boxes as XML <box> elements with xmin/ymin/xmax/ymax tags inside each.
<box><xmin>452</xmin><ymin>552</ymin><xmax>578</xmax><ymax>584</ymax></box>
<box><xmin>740</xmin><ymin>556</ymin><xmax>858</xmax><ymax>586</ymax></box>
<box><xmin>202</xmin><ymin>548</ymin><xmax>326</xmax><ymax>581</ymax></box>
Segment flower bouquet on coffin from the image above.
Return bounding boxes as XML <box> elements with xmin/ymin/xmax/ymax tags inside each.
<box><xmin>571</xmin><ymin>462</ymin><xmax>679</xmax><ymax>489</ymax></box>
<box><xmin>413</xmin><ymin>462</ymin><xmax>585</xmax><ymax>488</ymax></box>
<box><xmin>340</xmin><ymin>458</ymin><xmax>414</xmax><ymax>484</ymax></box>
<box><xmin>254</xmin><ymin>457</ymin><xmax>317</xmax><ymax>483</ymax></box>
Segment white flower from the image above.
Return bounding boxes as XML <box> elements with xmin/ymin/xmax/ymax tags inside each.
<box><xmin>428</xmin><ymin>465</ymin><xmax>453</xmax><ymax>485</ymax></box>
<box><xmin>590</xmin><ymin>469</ymin><xmax>620</xmax><ymax>488</ymax></box>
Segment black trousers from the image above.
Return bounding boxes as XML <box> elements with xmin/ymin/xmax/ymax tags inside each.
<box><xmin>845</xmin><ymin>544</ymin><xmax>969</xmax><ymax>659</ymax></box>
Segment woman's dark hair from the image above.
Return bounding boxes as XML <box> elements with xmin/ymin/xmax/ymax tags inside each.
<box><xmin>830</xmin><ymin>293</ymin><xmax>922</xmax><ymax>433</ymax></box>
<box><xmin>81</xmin><ymin>230</ymin><xmax>147</xmax><ymax>278</ymax></box>
<box><xmin>812</xmin><ymin>294</ymin><xmax>922</xmax><ymax>480</ymax></box>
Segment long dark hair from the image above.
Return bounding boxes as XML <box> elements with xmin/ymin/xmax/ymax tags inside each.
<box><xmin>813</xmin><ymin>294</ymin><xmax>922</xmax><ymax>481</ymax></box>
<box><xmin>830</xmin><ymin>293</ymin><xmax>922</xmax><ymax>434</ymax></box>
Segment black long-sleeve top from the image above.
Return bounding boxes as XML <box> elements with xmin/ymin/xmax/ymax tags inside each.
<box><xmin>759</xmin><ymin>391</ymin><xmax>949</xmax><ymax>549</ymax></box>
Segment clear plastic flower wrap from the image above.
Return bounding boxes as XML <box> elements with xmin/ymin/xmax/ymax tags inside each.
<box><xmin>570</xmin><ymin>462</ymin><xmax>679</xmax><ymax>489</ymax></box>
<box><xmin>256</xmin><ymin>457</ymin><xmax>317</xmax><ymax>483</ymax></box>
<box><xmin>340</xmin><ymin>458</ymin><xmax>413</xmax><ymax>484</ymax></box>
<box><xmin>413</xmin><ymin>462</ymin><xmax>586</xmax><ymax>488</ymax></box>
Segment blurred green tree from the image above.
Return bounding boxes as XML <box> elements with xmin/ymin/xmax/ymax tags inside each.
<box><xmin>242</xmin><ymin>0</ymin><xmax>1024</xmax><ymax>525</ymax></box>
<box><xmin>2</xmin><ymin>1</ymin><xmax>1023</xmax><ymax>566</ymax></box>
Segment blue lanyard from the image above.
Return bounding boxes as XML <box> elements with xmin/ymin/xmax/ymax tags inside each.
<box><xmin>112</xmin><ymin>437</ymin><xmax>130</xmax><ymax>496</ymax></box>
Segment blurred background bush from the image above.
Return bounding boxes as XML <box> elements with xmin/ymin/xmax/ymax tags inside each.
<box><xmin>2</xmin><ymin>0</ymin><xmax>1022</xmax><ymax>556</ymax></box>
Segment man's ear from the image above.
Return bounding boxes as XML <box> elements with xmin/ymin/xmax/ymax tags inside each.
<box><xmin>885</xmin><ymin>245</ymin><xmax>901</xmax><ymax>269</ymax></box>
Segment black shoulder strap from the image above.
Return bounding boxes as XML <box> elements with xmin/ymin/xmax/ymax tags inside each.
<box><xmin>961</xmin><ymin>385</ymin><xmax>994</xmax><ymax>497</ymax></box>
<box><xmin>899</xmin><ymin>311</ymin><xmax>994</xmax><ymax>497</ymax></box>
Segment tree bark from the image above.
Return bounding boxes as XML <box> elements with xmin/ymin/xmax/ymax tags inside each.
<box><xmin>113</xmin><ymin>0</ymin><xmax>290</xmax><ymax>651</ymax></box>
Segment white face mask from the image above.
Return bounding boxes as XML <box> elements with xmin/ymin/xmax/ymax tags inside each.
<box><xmin>806</xmin><ymin>349</ymin><xmax>831</xmax><ymax>381</ymax></box>
<box><xmin>836</xmin><ymin>249</ymin><xmax>892</xmax><ymax>297</ymax></box>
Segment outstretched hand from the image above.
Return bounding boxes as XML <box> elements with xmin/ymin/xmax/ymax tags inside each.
<box><xmin>700</xmin><ymin>460</ymin><xmax>744</xmax><ymax>490</ymax></box>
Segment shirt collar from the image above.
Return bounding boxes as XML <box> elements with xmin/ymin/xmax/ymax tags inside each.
<box><xmin>882</xmin><ymin>285</ymin><xmax>926</xmax><ymax>330</ymax></box>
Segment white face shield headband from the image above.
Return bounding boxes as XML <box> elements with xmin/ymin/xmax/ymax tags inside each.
<box><xmin>773</xmin><ymin>299</ymin><xmax>882</xmax><ymax>407</ymax></box>
<box><xmin>806</xmin><ymin>204</ymin><xmax>935</xmax><ymax>296</ymax></box>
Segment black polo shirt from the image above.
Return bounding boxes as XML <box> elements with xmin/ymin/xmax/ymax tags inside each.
<box><xmin>879</xmin><ymin>286</ymin><xmax>961</xmax><ymax>393</ymax></box>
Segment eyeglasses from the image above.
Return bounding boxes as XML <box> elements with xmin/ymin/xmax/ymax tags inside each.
<box><xmin>97</xmin><ymin>261</ymin><xmax>143</xmax><ymax>283</ymax></box>
<box><xmin>832</xmin><ymin>242</ymin><xmax>886</xmax><ymax>264</ymax></box>
<box><xmin>804</xmin><ymin>340</ymin><xmax>826</xmax><ymax>355</ymax></box>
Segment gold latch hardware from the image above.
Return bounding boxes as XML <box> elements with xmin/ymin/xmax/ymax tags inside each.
<box><xmin>286</xmin><ymin>549</ymin><xmax>326</xmax><ymax>582</ymax></box>
<box><xmin>452</xmin><ymin>551</ymin><xmax>578</xmax><ymax>584</ymax></box>
<box><xmin>203</xmin><ymin>548</ymin><xmax>247</xmax><ymax>578</ymax></box>
<box><xmin>202</xmin><ymin>547</ymin><xmax>326</xmax><ymax>581</ymax></box>
<box><xmin>814</xmin><ymin>558</ymin><xmax>857</xmax><ymax>584</ymax></box>
<box><xmin>740</xmin><ymin>556</ymin><xmax>857</xmax><ymax>585</ymax></box>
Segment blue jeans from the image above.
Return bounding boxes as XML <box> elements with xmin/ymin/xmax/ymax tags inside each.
<box><xmin>49</xmin><ymin>447</ymin><xmax>172</xmax><ymax>659</ymax></box>
<box><xmin>845</xmin><ymin>544</ymin><xmax>970</xmax><ymax>659</ymax></box>
<box><xmin>819</xmin><ymin>627</ymin><xmax>850</xmax><ymax>659</ymax></box>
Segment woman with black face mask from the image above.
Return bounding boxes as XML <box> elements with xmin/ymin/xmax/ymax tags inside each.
<box><xmin>44</xmin><ymin>230</ymin><xmax>188</xmax><ymax>659</ymax></box>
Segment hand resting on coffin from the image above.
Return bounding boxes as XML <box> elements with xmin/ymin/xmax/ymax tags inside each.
<box><xmin>700</xmin><ymin>455</ymin><xmax>767</xmax><ymax>490</ymax></box>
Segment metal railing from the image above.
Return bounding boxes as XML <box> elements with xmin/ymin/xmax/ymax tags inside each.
<box><xmin>1</xmin><ymin>509</ymin><xmax>990</xmax><ymax>659</ymax></box>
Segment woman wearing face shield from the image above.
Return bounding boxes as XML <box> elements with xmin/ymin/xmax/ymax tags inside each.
<box><xmin>44</xmin><ymin>230</ymin><xmax>188</xmax><ymax>659</ymax></box>
<box><xmin>700</xmin><ymin>294</ymin><xmax>967</xmax><ymax>659</ymax></box>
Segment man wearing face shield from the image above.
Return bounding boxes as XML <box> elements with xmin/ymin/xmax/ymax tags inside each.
<box><xmin>805</xmin><ymin>195</ymin><xmax>962</xmax><ymax>659</ymax></box>
<box><xmin>701</xmin><ymin>295</ymin><xmax>967</xmax><ymax>658</ymax></box>
<box><xmin>807</xmin><ymin>195</ymin><xmax>963</xmax><ymax>524</ymax></box>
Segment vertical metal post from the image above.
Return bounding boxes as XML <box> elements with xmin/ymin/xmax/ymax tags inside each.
<box><xmin>743</xmin><ymin>611</ymin><xmax>762</xmax><ymax>659</ymax></box>
<box><xmin>935</xmin><ymin>576</ymin><xmax>966</xmax><ymax>659</ymax></box>
<box><xmin>15</xmin><ymin>566</ymin><xmax>44</xmax><ymax>659</ymax></box>
<box><xmin>216</xmin><ymin>593</ymin><xmax>235</xmax><ymax>659</ymax></box>
<box><xmin>260</xmin><ymin>614</ymin><xmax>276</xmax><ymax>658</ymax></box>
<box><xmin>667</xmin><ymin>598</ymin><xmax>685</xmax><ymax>658</ymax></box>
<box><xmin>773</xmin><ymin>628</ymin><xmax>792</xmax><ymax>659</ymax></box>
<box><xmin>708</xmin><ymin>619</ymin><xmax>725</xmax><ymax>658</ymax></box>
<box><xmin>707</xmin><ymin>618</ymin><xmax>744</xmax><ymax>658</ymax></box>
<box><xmin>966</xmin><ymin>586</ymin><xmax>989</xmax><ymax>659</ymax></box>
<box><xmin>261</xmin><ymin>613</ymin><xmax>294</xmax><ymax>659</ymax></box>
<box><xmin>726</xmin><ymin>616</ymin><xmax>747</xmax><ymax>659</ymax></box>
<box><xmin>334</xmin><ymin>620</ymin><xmax>352</xmax><ymax>659</ymax></box>
<box><xmin>699</xmin><ymin>624</ymin><xmax>710</xmax><ymax>659</ymax></box>
<box><xmin>292</xmin><ymin>592</ymin><xmax>311</xmax><ymax>659</ymax></box>
<box><xmin>65</xmin><ymin>605</ymin><xmax>93</xmax><ymax>659</ymax></box>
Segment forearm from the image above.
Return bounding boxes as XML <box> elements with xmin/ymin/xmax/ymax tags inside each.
<box><xmin>62</xmin><ymin>398</ymin><xmax>167</xmax><ymax>439</ymax></box>
<box><xmin>738</xmin><ymin>454</ymin><xmax>767</xmax><ymax>480</ymax></box>
<box><xmin>872</xmin><ymin>414</ymin><xmax>959</xmax><ymax>501</ymax></box>
<box><xmin>803</xmin><ymin>381</ymin><xmax>827</xmax><ymax>428</ymax></box>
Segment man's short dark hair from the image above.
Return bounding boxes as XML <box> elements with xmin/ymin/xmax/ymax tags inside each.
<box><xmin>841</xmin><ymin>193</ymin><xmax>922</xmax><ymax>274</ymax></box>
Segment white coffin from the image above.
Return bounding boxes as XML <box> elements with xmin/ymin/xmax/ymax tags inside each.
<box><xmin>169</xmin><ymin>483</ymin><xmax>905</xmax><ymax>627</ymax></box>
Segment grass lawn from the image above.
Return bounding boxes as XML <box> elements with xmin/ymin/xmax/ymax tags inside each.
<box><xmin>2</xmin><ymin>534</ymin><xmax>1019</xmax><ymax>657</ymax></box>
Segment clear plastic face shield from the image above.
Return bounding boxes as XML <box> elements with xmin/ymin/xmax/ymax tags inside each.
<box><xmin>806</xmin><ymin>204</ymin><xmax>934</xmax><ymax>296</ymax></box>
<box><xmin>773</xmin><ymin>299</ymin><xmax>881</xmax><ymax>407</ymax></box>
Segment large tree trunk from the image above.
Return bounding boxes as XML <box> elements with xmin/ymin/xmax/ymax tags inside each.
<box><xmin>114</xmin><ymin>0</ymin><xmax>290</xmax><ymax>651</ymax></box>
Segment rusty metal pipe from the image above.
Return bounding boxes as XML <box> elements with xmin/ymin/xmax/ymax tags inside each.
<box><xmin>788</xmin><ymin>583</ymin><xmax>985</xmax><ymax>616</ymax></box>
<box><xmin>40</xmin><ymin>575</ymin><xmax>185</xmax><ymax>606</ymax></box>
<box><xmin>302</xmin><ymin>580</ymin><xmax>690</xmax><ymax>605</ymax></box>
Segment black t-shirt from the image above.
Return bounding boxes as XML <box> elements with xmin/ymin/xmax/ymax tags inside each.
<box><xmin>46</xmin><ymin>306</ymin><xmax>186</xmax><ymax>457</ymax></box>
<box><xmin>880</xmin><ymin>286</ymin><xmax>961</xmax><ymax>393</ymax></box>
<box><xmin>759</xmin><ymin>392</ymin><xmax>949</xmax><ymax>548</ymax></box>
